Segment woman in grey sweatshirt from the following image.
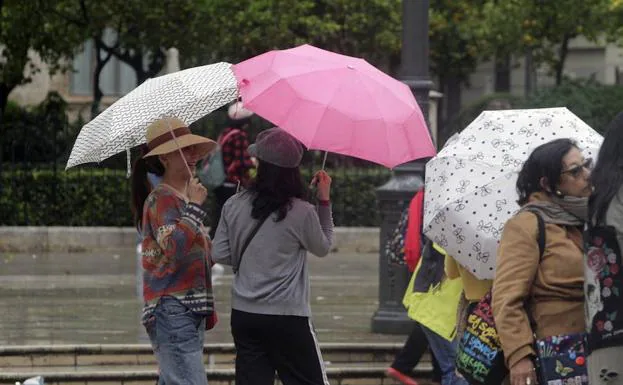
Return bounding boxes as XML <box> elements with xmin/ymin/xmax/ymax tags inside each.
<box><xmin>586</xmin><ymin>112</ymin><xmax>623</xmax><ymax>384</ymax></box>
<box><xmin>212</xmin><ymin>127</ymin><xmax>333</xmax><ymax>385</ymax></box>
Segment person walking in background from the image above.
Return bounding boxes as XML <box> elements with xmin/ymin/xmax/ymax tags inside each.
<box><xmin>209</xmin><ymin>101</ymin><xmax>255</xmax><ymax>239</ymax></box>
<box><xmin>387</xmin><ymin>322</ymin><xmax>442</xmax><ymax>385</ymax></box>
<box><xmin>405</xmin><ymin>240</ymin><xmax>466</xmax><ymax>385</ymax></box>
<box><xmin>387</xmin><ymin>189</ymin><xmax>442</xmax><ymax>385</ymax></box>
<box><xmin>493</xmin><ymin>138</ymin><xmax>591</xmax><ymax>385</ymax></box>
<box><xmin>131</xmin><ymin>117</ymin><xmax>217</xmax><ymax>385</ymax></box>
<box><xmin>586</xmin><ymin>112</ymin><xmax>623</xmax><ymax>384</ymax></box>
<box><xmin>212</xmin><ymin>127</ymin><xmax>333</xmax><ymax>385</ymax></box>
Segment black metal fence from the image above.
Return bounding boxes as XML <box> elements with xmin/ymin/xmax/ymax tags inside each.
<box><xmin>0</xmin><ymin>96</ymin><xmax>389</xmax><ymax>227</ymax></box>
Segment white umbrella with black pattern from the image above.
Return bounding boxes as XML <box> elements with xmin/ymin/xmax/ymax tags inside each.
<box><xmin>423</xmin><ymin>107</ymin><xmax>603</xmax><ymax>280</ymax></box>
<box><xmin>66</xmin><ymin>62</ymin><xmax>238</xmax><ymax>170</ymax></box>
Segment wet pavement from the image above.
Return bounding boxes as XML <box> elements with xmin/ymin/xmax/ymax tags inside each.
<box><xmin>0</xmin><ymin>248</ymin><xmax>406</xmax><ymax>345</ymax></box>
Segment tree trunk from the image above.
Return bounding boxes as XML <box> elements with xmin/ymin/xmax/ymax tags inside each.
<box><xmin>524</xmin><ymin>48</ymin><xmax>534</xmax><ymax>97</ymax></box>
<box><xmin>102</xmin><ymin>44</ymin><xmax>166</xmax><ymax>87</ymax></box>
<box><xmin>555</xmin><ymin>34</ymin><xmax>571</xmax><ymax>86</ymax></box>
<box><xmin>437</xmin><ymin>75</ymin><xmax>463</xmax><ymax>146</ymax></box>
<box><xmin>494</xmin><ymin>54</ymin><xmax>511</xmax><ymax>93</ymax></box>
<box><xmin>91</xmin><ymin>38</ymin><xmax>114</xmax><ymax>119</ymax></box>
<box><xmin>0</xmin><ymin>85</ymin><xmax>12</xmax><ymax>193</ymax></box>
<box><xmin>444</xmin><ymin>75</ymin><xmax>462</xmax><ymax>140</ymax></box>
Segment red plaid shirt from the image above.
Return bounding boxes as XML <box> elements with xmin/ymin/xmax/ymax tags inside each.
<box><xmin>220</xmin><ymin>127</ymin><xmax>254</xmax><ymax>186</ymax></box>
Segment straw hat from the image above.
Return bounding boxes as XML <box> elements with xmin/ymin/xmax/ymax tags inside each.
<box><xmin>143</xmin><ymin>117</ymin><xmax>216</xmax><ymax>158</ymax></box>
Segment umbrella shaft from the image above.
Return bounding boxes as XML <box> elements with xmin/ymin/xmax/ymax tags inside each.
<box><xmin>167</xmin><ymin>120</ymin><xmax>193</xmax><ymax>178</ymax></box>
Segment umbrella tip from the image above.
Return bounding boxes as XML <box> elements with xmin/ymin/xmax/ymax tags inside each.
<box><xmin>347</xmin><ymin>65</ymin><xmax>355</xmax><ymax>70</ymax></box>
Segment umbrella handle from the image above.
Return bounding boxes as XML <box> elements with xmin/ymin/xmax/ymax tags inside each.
<box><xmin>309</xmin><ymin>151</ymin><xmax>329</xmax><ymax>189</ymax></box>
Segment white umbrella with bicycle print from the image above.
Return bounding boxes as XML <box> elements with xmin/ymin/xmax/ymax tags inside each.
<box><xmin>423</xmin><ymin>107</ymin><xmax>603</xmax><ymax>280</ymax></box>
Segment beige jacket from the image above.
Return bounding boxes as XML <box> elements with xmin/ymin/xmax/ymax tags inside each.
<box><xmin>492</xmin><ymin>195</ymin><xmax>584</xmax><ymax>368</ymax></box>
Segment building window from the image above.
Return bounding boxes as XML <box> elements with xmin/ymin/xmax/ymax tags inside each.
<box><xmin>70</xmin><ymin>30</ymin><xmax>137</xmax><ymax>97</ymax></box>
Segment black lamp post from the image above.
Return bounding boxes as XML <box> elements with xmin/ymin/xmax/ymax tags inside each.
<box><xmin>371</xmin><ymin>0</ymin><xmax>433</xmax><ymax>334</ymax></box>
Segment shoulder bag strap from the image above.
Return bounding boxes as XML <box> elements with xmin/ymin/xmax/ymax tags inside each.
<box><xmin>535</xmin><ymin>212</ymin><xmax>546</xmax><ymax>259</ymax></box>
<box><xmin>233</xmin><ymin>214</ymin><xmax>269</xmax><ymax>274</ymax></box>
<box><xmin>524</xmin><ymin>211</ymin><xmax>546</xmax><ymax>331</ymax></box>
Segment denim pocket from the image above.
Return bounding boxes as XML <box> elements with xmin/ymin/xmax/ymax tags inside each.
<box><xmin>144</xmin><ymin>315</ymin><xmax>158</xmax><ymax>351</ymax></box>
<box><xmin>155</xmin><ymin>299</ymin><xmax>203</xmax><ymax>354</ymax></box>
<box><xmin>159</xmin><ymin>297</ymin><xmax>191</xmax><ymax>317</ymax></box>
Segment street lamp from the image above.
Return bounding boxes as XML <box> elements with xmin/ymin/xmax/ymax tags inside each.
<box><xmin>371</xmin><ymin>0</ymin><xmax>433</xmax><ymax>334</ymax></box>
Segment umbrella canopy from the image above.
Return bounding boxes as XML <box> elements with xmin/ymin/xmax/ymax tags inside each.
<box><xmin>66</xmin><ymin>62</ymin><xmax>238</xmax><ymax>169</ymax></box>
<box><xmin>232</xmin><ymin>44</ymin><xmax>436</xmax><ymax>168</ymax></box>
<box><xmin>423</xmin><ymin>107</ymin><xmax>603</xmax><ymax>280</ymax></box>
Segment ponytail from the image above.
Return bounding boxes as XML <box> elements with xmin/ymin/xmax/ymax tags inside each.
<box><xmin>131</xmin><ymin>145</ymin><xmax>164</xmax><ymax>231</ymax></box>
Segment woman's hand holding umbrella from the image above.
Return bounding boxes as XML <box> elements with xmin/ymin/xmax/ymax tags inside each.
<box><xmin>188</xmin><ymin>177</ymin><xmax>208</xmax><ymax>205</ymax></box>
<box><xmin>311</xmin><ymin>170</ymin><xmax>332</xmax><ymax>201</ymax></box>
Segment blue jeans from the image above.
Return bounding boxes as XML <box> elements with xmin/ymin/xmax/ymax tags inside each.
<box><xmin>421</xmin><ymin>325</ymin><xmax>468</xmax><ymax>385</ymax></box>
<box><xmin>145</xmin><ymin>297</ymin><xmax>208</xmax><ymax>385</ymax></box>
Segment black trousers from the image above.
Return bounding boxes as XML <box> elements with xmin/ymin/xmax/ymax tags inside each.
<box><xmin>391</xmin><ymin>322</ymin><xmax>443</xmax><ymax>383</ymax></box>
<box><xmin>231</xmin><ymin>309</ymin><xmax>329</xmax><ymax>385</ymax></box>
<box><xmin>209</xmin><ymin>184</ymin><xmax>238</xmax><ymax>239</ymax></box>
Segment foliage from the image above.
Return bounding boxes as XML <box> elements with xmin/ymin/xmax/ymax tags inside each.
<box><xmin>481</xmin><ymin>0</ymin><xmax>612</xmax><ymax>84</ymax></box>
<box><xmin>307</xmin><ymin>0</ymin><xmax>401</xmax><ymax>68</ymax></box>
<box><xmin>53</xmin><ymin>0</ymin><xmax>202</xmax><ymax>85</ymax></box>
<box><xmin>195</xmin><ymin>0</ymin><xmax>315</xmax><ymax>63</ymax></box>
<box><xmin>604</xmin><ymin>0</ymin><xmax>623</xmax><ymax>43</ymax></box>
<box><xmin>0</xmin><ymin>0</ymin><xmax>86</xmax><ymax>109</ymax></box>
<box><xmin>194</xmin><ymin>0</ymin><xmax>401</xmax><ymax>68</ymax></box>
<box><xmin>429</xmin><ymin>0</ymin><xmax>489</xmax><ymax>84</ymax></box>
<box><xmin>0</xmin><ymin>168</ymin><xmax>132</xmax><ymax>226</ymax></box>
<box><xmin>2</xmin><ymin>92</ymin><xmax>80</xmax><ymax>164</ymax></box>
<box><xmin>519</xmin><ymin>79</ymin><xmax>623</xmax><ymax>134</ymax></box>
<box><xmin>442</xmin><ymin>93</ymin><xmax>523</xmax><ymax>141</ymax></box>
<box><xmin>0</xmin><ymin>167</ymin><xmax>390</xmax><ymax>227</ymax></box>
<box><xmin>446</xmin><ymin>80</ymin><xmax>623</xmax><ymax>147</ymax></box>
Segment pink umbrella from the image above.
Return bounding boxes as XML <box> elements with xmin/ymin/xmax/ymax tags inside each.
<box><xmin>232</xmin><ymin>44</ymin><xmax>436</xmax><ymax>168</ymax></box>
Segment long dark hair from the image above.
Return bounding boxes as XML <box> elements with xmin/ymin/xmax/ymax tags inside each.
<box><xmin>516</xmin><ymin>138</ymin><xmax>578</xmax><ymax>205</ymax></box>
<box><xmin>589</xmin><ymin>112</ymin><xmax>623</xmax><ymax>225</ymax></box>
<box><xmin>247</xmin><ymin>160</ymin><xmax>307</xmax><ymax>222</ymax></box>
<box><xmin>131</xmin><ymin>145</ymin><xmax>165</xmax><ymax>231</ymax></box>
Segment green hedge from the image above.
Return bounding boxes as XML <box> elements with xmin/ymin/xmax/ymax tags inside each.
<box><xmin>1</xmin><ymin>169</ymin><xmax>132</xmax><ymax>226</ymax></box>
<box><xmin>0</xmin><ymin>167</ymin><xmax>390</xmax><ymax>227</ymax></box>
<box><xmin>519</xmin><ymin>79</ymin><xmax>623</xmax><ymax>134</ymax></box>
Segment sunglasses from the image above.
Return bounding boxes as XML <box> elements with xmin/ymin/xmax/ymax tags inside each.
<box><xmin>561</xmin><ymin>158</ymin><xmax>593</xmax><ymax>178</ymax></box>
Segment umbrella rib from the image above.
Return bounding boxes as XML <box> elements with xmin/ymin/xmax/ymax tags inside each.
<box><xmin>307</xmin><ymin>68</ymin><xmax>354</xmax><ymax>150</ymax></box>
<box><xmin>355</xmin><ymin>77</ymin><xmax>392</xmax><ymax>165</ymax></box>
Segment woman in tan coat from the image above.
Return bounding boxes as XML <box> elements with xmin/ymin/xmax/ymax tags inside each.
<box><xmin>492</xmin><ymin>138</ymin><xmax>592</xmax><ymax>385</ymax></box>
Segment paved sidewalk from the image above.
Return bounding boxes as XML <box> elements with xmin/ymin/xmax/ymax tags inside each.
<box><xmin>0</xmin><ymin>248</ymin><xmax>407</xmax><ymax>345</ymax></box>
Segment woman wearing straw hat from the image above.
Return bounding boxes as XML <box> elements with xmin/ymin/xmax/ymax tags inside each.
<box><xmin>212</xmin><ymin>127</ymin><xmax>334</xmax><ymax>385</ymax></box>
<box><xmin>131</xmin><ymin>117</ymin><xmax>218</xmax><ymax>385</ymax></box>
